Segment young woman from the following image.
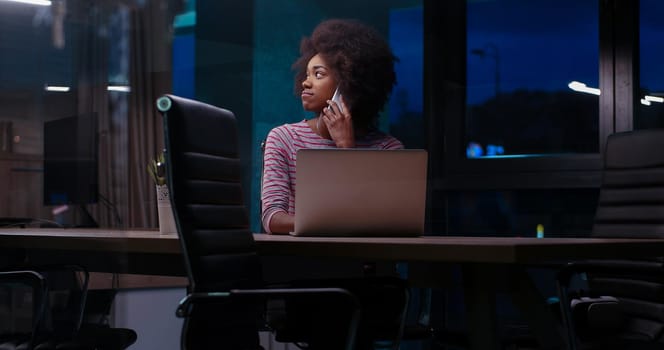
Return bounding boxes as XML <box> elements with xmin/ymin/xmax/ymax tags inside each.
<box><xmin>260</xmin><ymin>19</ymin><xmax>409</xmax><ymax>350</ymax></box>
<box><xmin>261</xmin><ymin>18</ymin><xmax>403</xmax><ymax>234</ymax></box>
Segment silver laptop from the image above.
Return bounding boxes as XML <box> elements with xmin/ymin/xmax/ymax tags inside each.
<box><xmin>292</xmin><ymin>149</ymin><xmax>428</xmax><ymax>237</ymax></box>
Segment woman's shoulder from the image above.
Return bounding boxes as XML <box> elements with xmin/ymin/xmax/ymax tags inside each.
<box><xmin>269</xmin><ymin>120</ymin><xmax>307</xmax><ymax>132</ymax></box>
<box><xmin>266</xmin><ymin>120</ymin><xmax>326</xmax><ymax>151</ymax></box>
<box><xmin>267</xmin><ymin>120</ymin><xmax>309</xmax><ymax>138</ymax></box>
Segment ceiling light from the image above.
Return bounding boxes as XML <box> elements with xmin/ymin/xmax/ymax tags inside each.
<box><xmin>568</xmin><ymin>81</ymin><xmax>600</xmax><ymax>96</ymax></box>
<box><xmin>644</xmin><ymin>95</ymin><xmax>664</xmax><ymax>103</ymax></box>
<box><xmin>2</xmin><ymin>0</ymin><xmax>52</xmax><ymax>6</ymax></box>
<box><xmin>107</xmin><ymin>85</ymin><xmax>131</xmax><ymax>92</ymax></box>
<box><xmin>45</xmin><ymin>85</ymin><xmax>70</xmax><ymax>92</ymax></box>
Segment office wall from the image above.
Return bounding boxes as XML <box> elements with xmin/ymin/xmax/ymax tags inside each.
<box><xmin>112</xmin><ymin>288</ymin><xmax>184</xmax><ymax>350</ymax></box>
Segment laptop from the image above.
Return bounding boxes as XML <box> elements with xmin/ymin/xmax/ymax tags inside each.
<box><xmin>292</xmin><ymin>148</ymin><xmax>428</xmax><ymax>237</ymax></box>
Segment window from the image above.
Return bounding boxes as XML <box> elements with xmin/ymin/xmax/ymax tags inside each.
<box><xmin>466</xmin><ymin>0</ymin><xmax>599</xmax><ymax>158</ymax></box>
<box><xmin>431</xmin><ymin>0</ymin><xmax>604</xmax><ymax>191</ymax></box>
<box><xmin>636</xmin><ymin>0</ymin><xmax>664</xmax><ymax>129</ymax></box>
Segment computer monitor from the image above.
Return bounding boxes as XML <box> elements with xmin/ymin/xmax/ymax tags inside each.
<box><xmin>43</xmin><ymin>114</ymin><xmax>99</xmax><ymax>209</ymax></box>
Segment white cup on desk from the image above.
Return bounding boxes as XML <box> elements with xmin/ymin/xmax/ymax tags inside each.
<box><xmin>156</xmin><ymin>184</ymin><xmax>177</xmax><ymax>235</ymax></box>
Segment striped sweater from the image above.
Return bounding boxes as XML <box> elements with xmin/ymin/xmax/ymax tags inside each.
<box><xmin>261</xmin><ymin>120</ymin><xmax>403</xmax><ymax>233</ymax></box>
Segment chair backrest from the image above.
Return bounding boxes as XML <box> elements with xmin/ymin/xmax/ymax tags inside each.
<box><xmin>157</xmin><ymin>94</ymin><xmax>262</xmax><ymax>293</ymax></box>
<box><xmin>584</xmin><ymin>129</ymin><xmax>664</xmax><ymax>344</ymax></box>
<box><xmin>593</xmin><ymin>128</ymin><xmax>664</xmax><ymax>238</ymax></box>
<box><xmin>0</xmin><ymin>266</ymin><xmax>85</xmax><ymax>345</ymax></box>
<box><xmin>0</xmin><ymin>270</ymin><xmax>47</xmax><ymax>342</ymax></box>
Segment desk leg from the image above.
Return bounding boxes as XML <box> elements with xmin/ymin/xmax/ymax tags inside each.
<box><xmin>462</xmin><ymin>264</ymin><xmax>500</xmax><ymax>350</ymax></box>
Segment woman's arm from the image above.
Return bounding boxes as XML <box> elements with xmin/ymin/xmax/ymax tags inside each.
<box><xmin>261</xmin><ymin>128</ymin><xmax>294</xmax><ymax>234</ymax></box>
<box><xmin>267</xmin><ymin>211</ymin><xmax>294</xmax><ymax>234</ymax></box>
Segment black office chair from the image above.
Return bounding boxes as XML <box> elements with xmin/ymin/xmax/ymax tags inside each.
<box><xmin>0</xmin><ymin>265</ymin><xmax>136</xmax><ymax>350</ymax></box>
<box><xmin>0</xmin><ymin>270</ymin><xmax>47</xmax><ymax>350</ymax></box>
<box><xmin>157</xmin><ymin>94</ymin><xmax>362</xmax><ymax>350</ymax></box>
<box><xmin>557</xmin><ymin>128</ymin><xmax>664</xmax><ymax>350</ymax></box>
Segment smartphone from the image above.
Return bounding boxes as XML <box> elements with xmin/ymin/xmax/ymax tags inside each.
<box><xmin>330</xmin><ymin>86</ymin><xmax>344</xmax><ymax>113</ymax></box>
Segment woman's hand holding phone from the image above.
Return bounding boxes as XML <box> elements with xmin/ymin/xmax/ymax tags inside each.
<box><xmin>331</xmin><ymin>87</ymin><xmax>344</xmax><ymax>113</ymax></box>
<box><xmin>323</xmin><ymin>87</ymin><xmax>355</xmax><ymax>148</ymax></box>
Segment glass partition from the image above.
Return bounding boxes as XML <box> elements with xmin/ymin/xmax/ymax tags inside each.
<box><xmin>0</xmin><ymin>0</ymin><xmax>651</xmax><ymax>234</ymax></box>
<box><xmin>0</xmin><ymin>0</ymin><xmax>424</xmax><ymax>232</ymax></box>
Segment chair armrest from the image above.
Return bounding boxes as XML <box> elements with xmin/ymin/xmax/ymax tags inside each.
<box><xmin>176</xmin><ymin>287</ymin><xmax>361</xmax><ymax>350</ymax></box>
<box><xmin>0</xmin><ymin>270</ymin><xmax>45</xmax><ymax>282</ymax></box>
<box><xmin>555</xmin><ymin>260</ymin><xmax>662</xmax><ymax>350</ymax></box>
<box><xmin>557</xmin><ymin>260</ymin><xmax>662</xmax><ymax>288</ymax></box>
<box><xmin>176</xmin><ymin>287</ymin><xmax>360</xmax><ymax>318</ymax></box>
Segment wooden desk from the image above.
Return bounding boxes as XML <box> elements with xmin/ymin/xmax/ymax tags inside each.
<box><xmin>0</xmin><ymin>229</ymin><xmax>183</xmax><ymax>276</ymax></box>
<box><xmin>1</xmin><ymin>228</ymin><xmax>662</xmax><ymax>267</ymax></box>
<box><xmin>2</xmin><ymin>228</ymin><xmax>664</xmax><ymax>350</ymax></box>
